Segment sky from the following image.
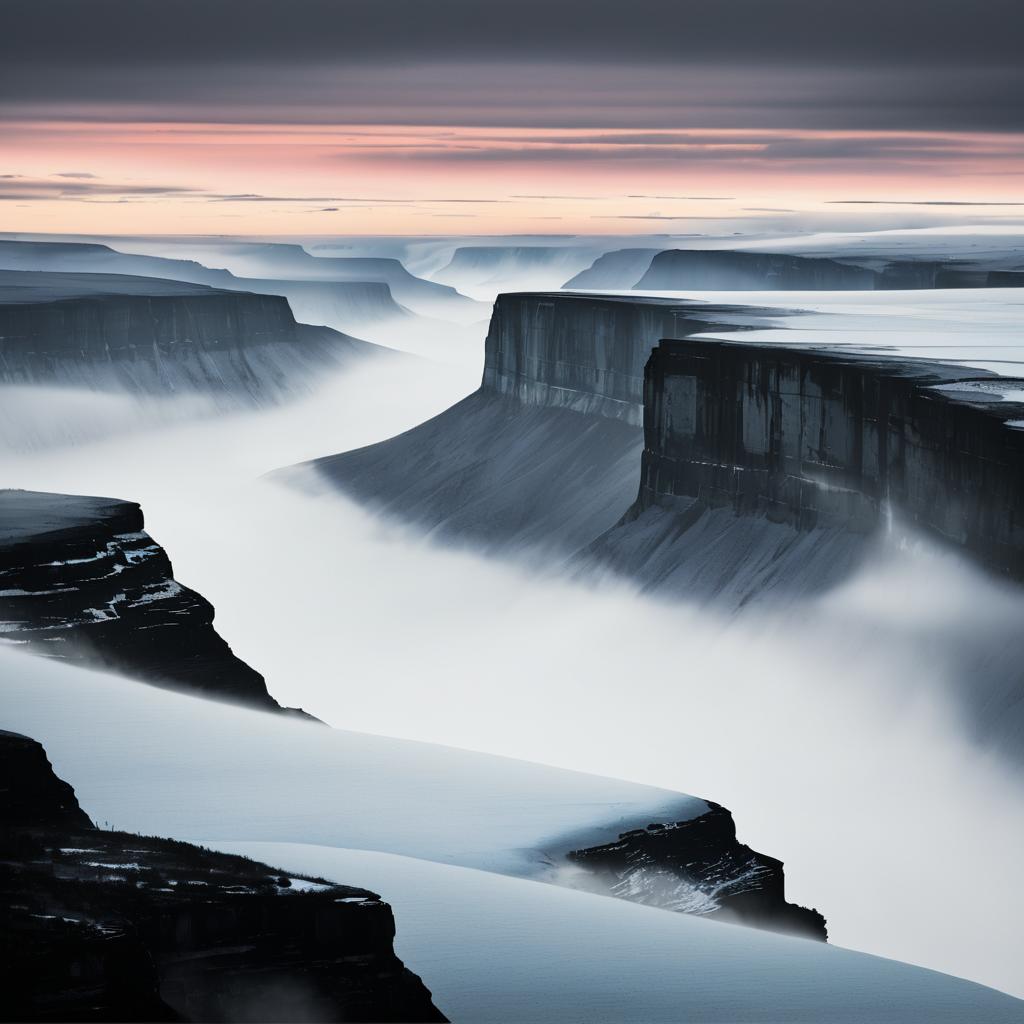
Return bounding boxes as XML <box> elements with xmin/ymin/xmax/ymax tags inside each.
<box><xmin>2</xmin><ymin>0</ymin><xmax>1023</xmax><ymax>235</ymax></box>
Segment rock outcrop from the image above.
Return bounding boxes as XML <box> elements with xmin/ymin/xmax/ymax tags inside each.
<box><xmin>0</xmin><ymin>269</ymin><xmax>380</xmax><ymax>400</ymax></box>
<box><xmin>583</xmin><ymin>338</ymin><xmax>1024</xmax><ymax>600</ymax></box>
<box><xmin>0</xmin><ymin>730</ymin><xmax>446</xmax><ymax>1023</ymax></box>
<box><xmin>0</xmin><ymin>729</ymin><xmax>94</xmax><ymax>830</ymax></box>
<box><xmin>569</xmin><ymin>803</ymin><xmax>827</xmax><ymax>941</ymax></box>
<box><xmin>0</xmin><ymin>489</ymin><xmax>307</xmax><ymax>714</ymax></box>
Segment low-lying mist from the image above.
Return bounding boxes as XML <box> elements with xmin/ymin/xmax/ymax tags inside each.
<box><xmin>1</xmin><ymin>355</ymin><xmax>1023</xmax><ymax>998</ymax></box>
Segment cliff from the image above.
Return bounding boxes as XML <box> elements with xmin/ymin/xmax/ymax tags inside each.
<box><xmin>569</xmin><ymin>803</ymin><xmax>827</xmax><ymax>940</ymax></box>
<box><xmin>0</xmin><ymin>238</ymin><xmax>421</xmax><ymax>348</ymax></box>
<box><xmin>634</xmin><ymin>249</ymin><xmax>877</xmax><ymax>291</ymax></box>
<box><xmin>0</xmin><ymin>269</ymin><xmax>379</xmax><ymax>400</ymax></box>
<box><xmin>480</xmin><ymin>293</ymin><xmax>744</xmax><ymax>425</ymax></box>
<box><xmin>0</xmin><ymin>489</ymin><xmax>307</xmax><ymax>715</ymax></box>
<box><xmin>0</xmin><ymin>730</ymin><xmax>445</xmax><ymax>1023</ymax></box>
<box><xmin>612</xmin><ymin>248</ymin><xmax>1024</xmax><ymax>292</ymax></box>
<box><xmin>584</xmin><ymin>339</ymin><xmax>1024</xmax><ymax>600</ymax></box>
<box><xmin>295</xmin><ymin>294</ymin><xmax>754</xmax><ymax>554</ymax></box>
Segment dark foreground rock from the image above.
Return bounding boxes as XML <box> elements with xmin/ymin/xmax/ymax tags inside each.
<box><xmin>0</xmin><ymin>489</ymin><xmax>308</xmax><ymax>715</ymax></box>
<box><xmin>0</xmin><ymin>730</ymin><xmax>446</xmax><ymax>1023</ymax></box>
<box><xmin>569</xmin><ymin>803</ymin><xmax>827</xmax><ymax>941</ymax></box>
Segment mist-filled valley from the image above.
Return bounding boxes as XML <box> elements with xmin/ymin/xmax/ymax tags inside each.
<box><xmin>2</xmin><ymin>217</ymin><xmax>1024</xmax><ymax>1022</ymax></box>
<box><xmin>2</xmin><ymin>297</ymin><xmax>1024</xmax><ymax>997</ymax></box>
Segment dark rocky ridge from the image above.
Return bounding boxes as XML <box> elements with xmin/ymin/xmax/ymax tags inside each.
<box><xmin>588</xmin><ymin>339</ymin><xmax>1024</xmax><ymax>591</ymax></box>
<box><xmin>569</xmin><ymin>803</ymin><xmax>827</xmax><ymax>941</ymax></box>
<box><xmin>0</xmin><ymin>730</ymin><xmax>445</xmax><ymax>1023</ymax></box>
<box><xmin>295</xmin><ymin>294</ymin><xmax>762</xmax><ymax>554</ymax></box>
<box><xmin>0</xmin><ymin>269</ymin><xmax>380</xmax><ymax>399</ymax></box>
<box><xmin>0</xmin><ymin>489</ymin><xmax>307</xmax><ymax>715</ymax></box>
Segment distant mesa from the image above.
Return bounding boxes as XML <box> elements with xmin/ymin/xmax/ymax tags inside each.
<box><xmin>561</xmin><ymin>246</ymin><xmax>1024</xmax><ymax>291</ymax></box>
<box><xmin>0</xmin><ymin>266</ymin><xmax>382</xmax><ymax>403</ymax></box>
<box><xmin>0</xmin><ymin>489</ymin><xmax>311</xmax><ymax>716</ymax></box>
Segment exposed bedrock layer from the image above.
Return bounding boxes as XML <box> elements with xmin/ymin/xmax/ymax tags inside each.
<box><xmin>588</xmin><ymin>339</ymin><xmax>1024</xmax><ymax>592</ymax></box>
<box><xmin>296</xmin><ymin>294</ymin><xmax>758</xmax><ymax>554</ymax></box>
<box><xmin>0</xmin><ymin>489</ymin><xmax>307</xmax><ymax>715</ymax></box>
<box><xmin>0</xmin><ymin>730</ymin><xmax>446</xmax><ymax>1023</ymax></box>
<box><xmin>0</xmin><ymin>269</ymin><xmax>379</xmax><ymax>399</ymax></box>
<box><xmin>569</xmin><ymin>803</ymin><xmax>827</xmax><ymax>941</ymax></box>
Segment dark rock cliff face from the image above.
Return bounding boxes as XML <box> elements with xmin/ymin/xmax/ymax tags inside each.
<box><xmin>481</xmin><ymin>292</ymin><xmax>740</xmax><ymax>425</ymax></box>
<box><xmin>0</xmin><ymin>489</ymin><xmax>305</xmax><ymax>715</ymax></box>
<box><xmin>0</xmin><ymin>729</ymin><xmax>94</xmax><ymax>830</ymax></box>
<box><xmin>0</xmin><ymin>269</ymin><xmax>377</xmax><ymax>399</ymax></box>
<box><xmin>295</xmin><ymin>294</ymin><xmax>756</xmax><ymax>554</ymax></box>
<box><xmin>569</xmin><ymin>803</ymin><xmax>827</xmax><ymax>941</ymax></box>
<box><xmin>627</xmin><ymin>339</ymin><xmax>1024</xmax><ymax>582</ymax></box>
<box><xmin>634</xmin><ymin>250</ymin><xmax>877</xmax><ymax>291</ymax></box>
<box><xmin>0</xmin><ymin>730</ymin><xmax>446</xmax><ymax>1023</ymax></box>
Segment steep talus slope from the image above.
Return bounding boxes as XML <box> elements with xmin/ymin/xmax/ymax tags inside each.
<box><xmin>0</xmin><ymin>730</ymin><xmax>445</xmax><ymax>1023</ymax></box>
<box><xmin>0</xmin><ymin>489</ymin><xmax>306</xmax><ymax>714</ymax></box>
<box><xmin>0</xmin><ymin>269</ymin><xmax>381</xmax><ymax>401</ymax></box>
<box><xmin>583</xmin><ymin>338</ymin><xmax>1024</xmax><ymax>602</ymax></box>
<box><xmin>294</xmin><ymin>293</ymin><xmax>760</xmax><ymax>556</ymax></box>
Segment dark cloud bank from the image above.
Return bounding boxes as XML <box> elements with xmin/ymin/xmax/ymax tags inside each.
<box><xmin>1</xmin><ymin>0</ymin><xmax>1021</xmax><ymax>133</ymax></box>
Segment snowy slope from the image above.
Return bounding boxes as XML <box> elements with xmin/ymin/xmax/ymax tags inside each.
<box><xmin>0</xmin><ymin>649</ymin><xmax>702</xmax><ymax>877</ymax></box>
<box><xmin>210</xmin><ymin>843</ymin><xmax>1024</xmax><ymax>1024</ymax></box>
